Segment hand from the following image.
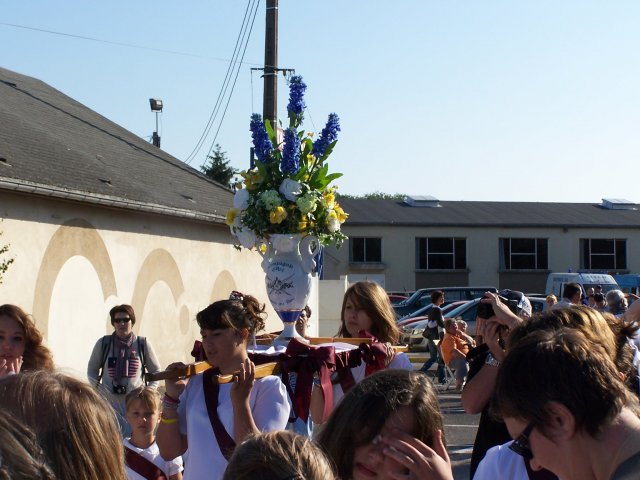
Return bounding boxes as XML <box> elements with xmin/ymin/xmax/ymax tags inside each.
<box><xmin>381</xmin><ymin>429</ymin><xmax>453</xmax><ymax>480</ymax></box>
<box><xmin>164</xmin><ymin>362</ymin><xmax>189</xmax><ymax>399</ymax></box>
<box><xmin>484</xmin><ymin>320</ymin><xmax>507</xmax><ymax>361</ymax></box>
<box><xmin>480</xmin><ymin>292</ymin><xmax>521</xmax><ymax>329</ymax></box>
<box><xmin>383</xmin><ymin>342</ymin><xmax>397</xmax><ymax>368</ymax></box>
<box><xmin>0</xmin><ymin>356</ymin><xmax>23</xmax><ymax>377</ymax></box>
<box><xmin>230</xmin><ymin>358</ymin><xmax>255</xmax><ymax>406</ymax></box>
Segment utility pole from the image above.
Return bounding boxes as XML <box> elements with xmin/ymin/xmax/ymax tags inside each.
<box><xmin>263</xmin><ymin>0</ymin><xmax>278</xmax><ymax>129</ymax></box>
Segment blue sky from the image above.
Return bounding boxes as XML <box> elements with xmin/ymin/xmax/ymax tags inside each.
<box><xmin>2</xmin><ymin>1</ymin><xmax>639</xmax><ymax>203</ymax></box>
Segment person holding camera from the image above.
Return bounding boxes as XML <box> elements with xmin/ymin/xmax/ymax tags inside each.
<box><xmin>87</xmin><ymin>304</ymin><xmax>161</xmax><ymax>437</ymax></box>
<box><xmin>461</xmin><ymin>290</ymin><xmax>531</xmax><ymax>479</ymax></box>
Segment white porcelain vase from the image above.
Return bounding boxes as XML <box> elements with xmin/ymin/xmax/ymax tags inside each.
<box><xmin>261</xmin><ymin>233</ymin><xmax>318</xmax><ymax>346</ymax></box>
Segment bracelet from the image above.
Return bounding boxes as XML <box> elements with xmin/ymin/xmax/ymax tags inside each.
<box><xmin>485</xmin><ymin>353</ymin><xmax>502</xmax><ymax>368</ymax></box>
<box><xmin>163</xmin><ymin>393</ymin><xmax>180</xmax><ymax>404</ymax></box>
<box><xmin>162</xmin><ymin>400</ymin><xmax>179</xmax><ymax>411</ymax></box>
<box><xmin>160</xmin><ymin>417</ymin><xmax>179</xmax><ymax>425</ymax></box>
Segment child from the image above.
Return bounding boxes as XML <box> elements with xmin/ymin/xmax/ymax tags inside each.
<box><xmin>124</xmin><ymin>387</ymin><xmax>183</xmax><ymax>480</ymax></box>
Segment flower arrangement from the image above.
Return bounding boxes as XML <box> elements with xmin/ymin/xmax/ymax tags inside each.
<box><xmin>226</xmin><ymin>75</ymin><xmax>348</xmax><ymax>249</ymax></box>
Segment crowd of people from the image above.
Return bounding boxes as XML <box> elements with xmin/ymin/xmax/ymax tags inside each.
<box><xmin>1</xmin><ymin>279</ymin><xmax>640</xmax><ymax>479</ymax></box>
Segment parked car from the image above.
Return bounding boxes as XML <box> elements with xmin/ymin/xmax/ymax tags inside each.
<box><xmin>388</xmin><ymin>294</ymin><xmax>409</xmax><ymax>305</ymax></box>
<box><xmin>397</xmin><ymin>301</ymin><xmax>466</xmax><ymax>325</ymax></box>
<box><xmin>393</xmin><ymin>286</ymin><xmax>497</xmax><ymax>318</ymax></box>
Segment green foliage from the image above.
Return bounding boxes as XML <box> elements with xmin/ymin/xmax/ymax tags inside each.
<box><xmin>0</xmin><ymin>223</ymin><xmax>14</xmax><ymax>284</ymax></box>
<box><xmin>200</xmin><ymin>144</ymin><xmax>238</xmax><ymax>188</ymax></box>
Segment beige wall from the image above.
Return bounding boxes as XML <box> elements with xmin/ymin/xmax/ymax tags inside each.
<box><xmin>324</xmin><ymin>224</ymin><xmax>640</xmax><ymax>293</ymax></box>
<box><xmin>0</xmin><ymin>191</ymin><xmax>298</xmax><ymax>378</ymax></box>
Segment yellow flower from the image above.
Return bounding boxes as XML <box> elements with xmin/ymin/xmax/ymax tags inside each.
<box><xmin>306</xmin><ymin>153</ymin><xmax>316</xmax><ymax>165</ymax></box>
<box><xmin>258</xmin><ymin>243</ymin><xmax>268</xmax><ymax>254</ymax></box>
<box><xmin>298</xmin><ymin>217</ymin><xmax>308</xmax><ymax>231</ymax></box>
<box><xmin>323</xmin><ymin>191</ymin><xmax>335</xmax><ymax>210</ymax></box>
<box><xmin>226</xmin><ymin>209</ymin><xmax>238</xmax><ymax>226</ymax></box>
<box><xmin>241</xmin><ymin>169</ymin><xmax>264</xmax><ymax>190</ymax></box>
<box><xmin>335</xmin><ymin>204</ymin><xmax>348</xmax><ymax>223</ymax></box>
<box><xmin>307</xmin><ymin>132</ymin><xmax>314</xmax><ymax>138</ymax></box>
<box><xmin>269</xmin><ymin>206</ymin><xmax>288</xmax><ymax>224</ymax></box>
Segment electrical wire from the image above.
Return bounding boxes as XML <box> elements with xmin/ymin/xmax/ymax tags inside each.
<box><xmin>0</xmin><ymin>21</ymin><xmax>264</xmax><ymax>66</ymax></box>
<box><xmin>184</xmin><ymin>0</ymin><xmax>257</xmax><ymax>164</ymax></box>
<box><xmin>203</xmin><ymin>0</ymin><xmax>260</xmax><ymax>163</ymax></box>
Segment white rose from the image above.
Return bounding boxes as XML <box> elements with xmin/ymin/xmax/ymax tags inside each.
<box><xmin>233</xmin><ymin>188</ymin><xmax>250</xmax><ymax>210</ymax></box>
<box><xmin>235</xmin><ymin>227</ymin><xmax>257</xmax><ymax>249</ymax></box>
<box><xmin>326</xmin><ymin>213</ymin><xmax>341</xmax><ymax>233</ymax></box>
<box><xmin>279</xmin><ymin>178</ymin><xmax>302</xmax><ymax>202</ymax></box>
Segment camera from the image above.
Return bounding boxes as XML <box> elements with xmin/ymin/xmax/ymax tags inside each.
<box><xmin>476</xmin><ymin>296</ymin><xmax>520</xmax><ymax>319</ymax></box>
<box><xmin>112</xmin><ymin>384</ymin><xmax>127</xmax><ymax>395</ymax></box>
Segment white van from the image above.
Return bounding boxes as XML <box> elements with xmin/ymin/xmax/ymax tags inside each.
<box><xmin>545</xmin><ymin>273</ymin><xmax>619</xmax><ymax>298</ymax></box>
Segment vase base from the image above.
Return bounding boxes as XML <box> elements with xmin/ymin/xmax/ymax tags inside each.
<box><xmin>272</xmin><ymin>321</ymin><xmax>308</xmax><ymax>347</ymax></box>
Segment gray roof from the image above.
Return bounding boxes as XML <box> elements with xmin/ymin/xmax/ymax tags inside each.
<box><xmin>0</xmin><ymin>67</ymin><xmax>232</xmax><ymax>223</ymax></box>
<box><xmin>339</xmin><ymin>197</ymin><xmax>640</xmax><ymax>229</ymax></box>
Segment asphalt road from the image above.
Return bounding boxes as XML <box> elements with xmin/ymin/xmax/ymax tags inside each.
<box><xmin>409</xmin><ymin>355</ymin><xmax>480</xmax><ymax>480</ymax></box>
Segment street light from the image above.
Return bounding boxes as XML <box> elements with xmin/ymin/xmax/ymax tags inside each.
<box><xmin>149</xmin><ymin>98</ymin><xmax>163</xmax><ymax>147</ymax></box>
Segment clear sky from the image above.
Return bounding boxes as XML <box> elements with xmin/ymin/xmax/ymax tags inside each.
<box><xmin>2</xmin><ymin>1</ymin><xmax>639</xmax><ymax>203</ymax></box>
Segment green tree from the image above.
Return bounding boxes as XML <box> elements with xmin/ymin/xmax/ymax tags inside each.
<box><xmin>0</xmin><ymin>221</ymin><xmax>14</xmax><ymax>284</ymax></box>
<box><xmin>200</xmin><ymin>144</ymin><xmax>238</xmax><ymax>188</ymax></box>
<box><xmin>338</xmin><ymin>191</ymin><xmax>405</xmax><ymax>200</ymax></box>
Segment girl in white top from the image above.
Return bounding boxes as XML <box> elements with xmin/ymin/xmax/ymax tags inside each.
<box><xmin>123</xmin><ymin>387</ymin><xmax>183</xmax><ymax>480</ymax></box>
<box><xmin>311</xmin><ymin>281</ymin><xmax>412</xmax><ymax>424</ymax></box>
<box><xmin>156</xmin><ymin>295</ymin><xmax>289</xmax><ymax>480</ymax></box>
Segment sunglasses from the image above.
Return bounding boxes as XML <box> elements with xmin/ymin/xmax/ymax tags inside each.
<box><xmin>508</xmin><ymin>422</ymin><xmax>535</xmax><ymax>460</ymax></box>
<box><xmin>113</xmin><ymin>317</ymin><xmax>131</xmax><ymax>324</ymax></box>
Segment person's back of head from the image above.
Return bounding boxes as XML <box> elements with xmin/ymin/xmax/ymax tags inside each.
<box><xmin>495</xmin><ymin>328</ymin><xmax>637</xmax><ymax>437</ymax></box>
<box><xmin>0</xmin><ymin>370</ymin><xmax>126</xmax><ymax>480</ymax></box>
<box><xmin>562</xmin><ymin>282</ymin><xmax>582</xmax><ymax>302</ymax></box>
<box><xmin>0</xmin><ymin>410</ymin><xmax>56</xmax><ymax>480</ymax></box>
<box><xmin>222</xmin><ymin>430</ymin><xmax>336</xmax><ymax>480</ymax></box>
<box><xmin>430</xmin><ymin>290</ymin><xmax>444</xmax><ymax>304</ymax></box>
<box><xmin>606</xmin><ymin>289</ymin><xmax>627</xmax><ymax>314</ymax></box>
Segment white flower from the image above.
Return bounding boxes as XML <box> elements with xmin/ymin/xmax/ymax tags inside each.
<box><xmin>234</xmin><ymin>223</ymin><xmax>258</xmax><ymax>249</ymax></box>
<box><xmin>233</xmin><ymin>188</ymin><xmax>250</xmax><ymax>210</ymax></box>
<box><xmin>326</xmin><ymin>211</ymin><xmax>341</xmax><ymax>233</ymax></box>
<box><xmin>279</xmin><ymin>179</ymin><xmax>302</xmax><ymax>202</ymax></box>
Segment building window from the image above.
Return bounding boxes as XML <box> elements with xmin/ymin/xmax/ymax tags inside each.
<box><xmin>350</xmin><ymin>237</ymin><xmax>382</xmax><ymax>263</ymax></box>
<box><xmin>416</xmin><ymin>237</ymin><xmax>466</xmax><ymax>270</ymax></box>
<box><xmin>500</xmin><ymin>238</ymin><xmax>548</xmax><ymax>270</ymax></box>
<box><xmin>580</xmin><ymin>239</ymin><xmax>626</xmax><ymax>270</ymax></box>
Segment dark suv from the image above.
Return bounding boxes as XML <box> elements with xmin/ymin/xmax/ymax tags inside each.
<box><xmin>393</xmin><ymin>286</ymin><xmax>497</xmax><ymax>318</ymax></box>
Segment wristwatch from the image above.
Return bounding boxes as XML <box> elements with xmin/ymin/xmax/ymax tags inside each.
<box><xmin>484</xmin><ymin>353</ymin><xmax>502</xmax><ymax>367</ymax></box>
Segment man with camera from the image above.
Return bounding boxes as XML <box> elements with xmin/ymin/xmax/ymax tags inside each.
<box><xmin>87</xmin><ymin>304</ymin><xmax>161</xmax><ymax>436</ymax></box>
<box><xmin>461</xmin><ymin>290</ymin><xmax>531</xmax><ymax>479</ymax></box>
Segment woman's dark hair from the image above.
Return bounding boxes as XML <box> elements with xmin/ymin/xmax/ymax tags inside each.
<box><xmin>494</xmin><ymin>328</ymin><xmax>638</xmax><ymax>437</ymax></box>
<box><xmin>109</xmin><ymin>304</ymin><xmax>136</xmax><ymax>326</ymax></box>
<box><xmin>0</xmin><ymin>304</ymin><xmax>54</xmax><ymax>372</ymax></box>
<box><xmin>337</xmin><ymin>281</ymin><xmax>399</xmax><ymax>343</ymax></box>
<box><xmin>196</xmin><ymin>294</ymin><xmax>266</xmax><ymax>335</ymax></box>
<box><xmin>316</xmin><ymin>369</ymin><xmax>444</xmax><ymax>479</ymax></box>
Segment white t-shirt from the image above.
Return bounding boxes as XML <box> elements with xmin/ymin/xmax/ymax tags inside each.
<box><xmin>332</xmin><ymin>352</ymin><xmax>413</xmax><ymax>407</ymax></box>
<box><xmin>123</xmin><ymin>438</ymin><xmax>183</xmax><ymax>480</ymax></box>
<box><xmin>473</xmin><ymin>442</ymin><xmax>528</xmax><ymax>480</ymax></box>
<box><xmin>177</xmin><ymin>373</ymin><xmax>289</xmax><ymax>480</ymax></box>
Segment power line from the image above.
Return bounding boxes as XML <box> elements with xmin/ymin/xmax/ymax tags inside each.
<box><xmin>184</xmin><ymin>0</ymin><xmax>257</xmax><ymax>164</ymax></box>
<box><xmin>0</xmin><ymin>21</ymin><xmax>264</xmax><ymax>66</ymax></box>
<box><xmin>204</xmin><ymin>0</ymin><xmax>261</xmax><ymax>164</ymax></box>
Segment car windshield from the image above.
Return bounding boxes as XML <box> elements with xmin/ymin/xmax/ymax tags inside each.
<box><xmin>444</xmin><ymin>300</ymin><xmax>474</xmax><ymax>318</ymax></box>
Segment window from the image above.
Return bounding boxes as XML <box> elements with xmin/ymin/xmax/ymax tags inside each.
<box><xmin>500</xmin><ymin>238</ymin><xmax>548</xmax><ymax>270</ymax></box>
<box><xmin>416</xmin><ymin>237</ymin><xmax>466</xmax><ymax>270</ymax></box>
<box><xmin>350</xmin><ymin>237</ymin><xmax>382</xmax><ymax>263</ymax></box>
<box><xmin>580</xmin><ymin>239</ymin><xmax>626</xmax><ymax>270</ymax></box>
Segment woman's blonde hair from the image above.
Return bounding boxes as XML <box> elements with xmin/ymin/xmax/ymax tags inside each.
<box><xmin>337</xmin><ymin>281</ymin><xmax>399</xmax><ymax>343</ymax></box>
<box><xmin>0</xmin><ymin>371</ymin><xmax>126</xmax><ymax>480</ymax></box>
<box><xmin>222</xmin><ymin>430</ymin><xmax>336</xmax><ymax>480</ymax></box>
<box><xmin>0</xmin><ymin>410</ymin><xmax>56</xmax><ymax>480</ymax></box>
<box><xmin>0</xmin><ymin>304</ymin><xmax>54</xmax><ymax>372</ymax></box>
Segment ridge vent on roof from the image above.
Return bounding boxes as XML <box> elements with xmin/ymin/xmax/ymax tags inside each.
<box><xmin>601</xmin><ymin>198</ymin><xmax>637</xmax><ymax>211</ymax></box>
<box><xmin>403</xmin><ymin>195</ymin><xmax>441</xmax><ymax>207</ymax></box>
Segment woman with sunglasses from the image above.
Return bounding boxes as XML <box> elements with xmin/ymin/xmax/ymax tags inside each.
<box><xmin>87</xmin><ymin>304</ymin><xmax>162</xmax><ymax>436</ymax></box>
<box><xmin>493</xmin><ymin>328</ymin><xmax>640</xmax><ymax>480</ymax></box>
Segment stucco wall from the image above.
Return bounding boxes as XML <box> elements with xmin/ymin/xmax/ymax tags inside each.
<box><xmin>0</xmin><ymin>191</ymin><xmax>301</xmax><ymax>378</ymax></box>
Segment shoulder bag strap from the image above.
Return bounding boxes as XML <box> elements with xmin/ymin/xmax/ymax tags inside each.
<box><xmin>138</xmin><ymin>336</ymin><xmax>147</xmax><ymax>385</ymax></box>
<box><xmin>97</xmin><ymin>335</ymin><xmax>112</xmax><ymax>385</ymax></box>
<box><xmin>202</xmin><ymin>368</ymin><xmax>236</xmax><ymax>460</ymax></box>
<box><xmin>124</xmin><ymin>446</ymin><xmax>168</xmax><ymax>480</ymax></box>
